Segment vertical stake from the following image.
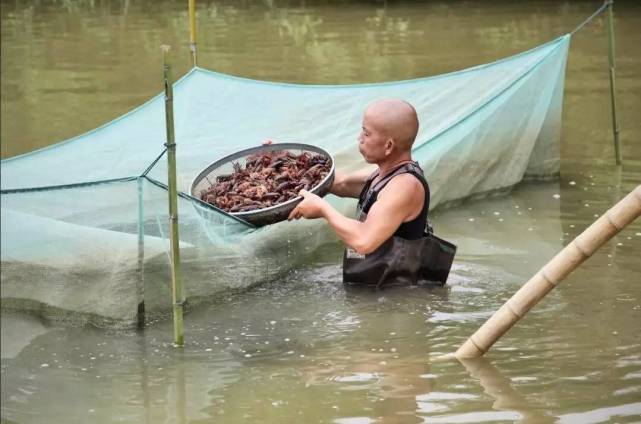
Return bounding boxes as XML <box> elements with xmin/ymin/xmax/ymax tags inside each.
<box><xmin>162</xmin><ymin>45</ymin><xmax>185</xmax><ymax>347</ymax></box>
<box><xmin>606</xmin><ymin>0</ymin><xmax>621</xmax><ymax>165</ymax></box>
<box><xmin>188</xmin><ymin>0</ymin><xmax>197</xmax><ymax>67</ymax></box>
<box><xmin>137</xmin><ymin>176</ymin><xmax>146</xmax><ymax>328</ymax></box>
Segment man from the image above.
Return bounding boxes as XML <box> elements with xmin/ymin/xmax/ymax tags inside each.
<box><xmin>288</xmin><ymin>99</ymin><xmax>435</xmax><ymax>287</ymax></box>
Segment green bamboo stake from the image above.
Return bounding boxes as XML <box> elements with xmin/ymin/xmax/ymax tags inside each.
<box><xmin>188</xmin><ymin>0</ymin><xmax>197</xmax><ymax>67</ymax></box>
<box><xmin>161</xmin><ymin>45</ymin><xmax>185</xmax><ymax>346</ymax></box>
<box><xmin>606</xmin><ymin>0</ymin><xmax>621</xmax><ymax>164</ymax></box>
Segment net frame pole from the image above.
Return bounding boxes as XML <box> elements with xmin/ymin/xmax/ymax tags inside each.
<box><xmin>455</xmin><ymin>186</ymin><xmax>641</xmax><ymax>358</ymax></box>
<box><xmin>188</xmin><ymin>0</ymin><xmax>197</xmax><ymax>67</ymax></box>
<box><xmin>162</xmin><ymin>45</ymin><xmax>185</xmax><ymax>346</ymax></box>
<box><xmin>606</xmin><ymin>0</ymin><xmax>621</xmax><ymax>164</ymax></box>
<box><xmin>136</xmin><ymin>176</ymin><xmax>146</xmax><ymax>328</ymax></box>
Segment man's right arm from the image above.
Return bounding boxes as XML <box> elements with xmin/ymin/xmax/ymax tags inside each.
<box><xmin>330</xmin><ymin>166</ymin><xmax>376</xmax><ymax>198</ymax></box>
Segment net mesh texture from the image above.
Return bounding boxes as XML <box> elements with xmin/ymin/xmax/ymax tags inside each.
<box><xmin>0</xmin><ymin>35</ymin><xmax>570</xmax><ymax>327</ymax></box>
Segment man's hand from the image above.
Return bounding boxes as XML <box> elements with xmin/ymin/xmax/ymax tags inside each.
<box><xmin>288</xmin><ymin>190</ymin><xmax>326</xmax><ymax>221</ymax></box>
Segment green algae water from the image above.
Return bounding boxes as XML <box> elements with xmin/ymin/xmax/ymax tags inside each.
<box><xmin>2</xmin><ymin>1</ymin><xmax>641</xmax><ymax>423</ymax></box>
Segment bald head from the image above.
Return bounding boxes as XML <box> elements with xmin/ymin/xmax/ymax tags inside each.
<box><xmin>365</xmin><ymin>99</ymin><xmax>419</xmax><ymax>151</ymax></box>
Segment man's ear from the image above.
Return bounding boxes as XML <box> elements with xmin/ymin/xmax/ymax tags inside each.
<box><xmin>385</xmin><ymin>138</ymin><xmax>394</xmax><ymax>155</ymax></box>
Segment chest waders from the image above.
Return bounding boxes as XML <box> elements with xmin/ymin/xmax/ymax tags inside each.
<box><xmin>342</xmin><ymin>162</ymin><xmax>456</xmax><ymax>288</ymax></box>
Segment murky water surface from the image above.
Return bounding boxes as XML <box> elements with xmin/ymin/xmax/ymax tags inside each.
<box><xmin>2</xmin><ymin>1</ymin><xmax>640</xmax><ymax>423</ymax></box>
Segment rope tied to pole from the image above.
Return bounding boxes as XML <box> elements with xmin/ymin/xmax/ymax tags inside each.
<box><xmin>140</xmin><ymin>148</ymin><xmax>167</xmax><ymax>177</ymax></box>
<box><xmin>571</xmin><ymin>0</ymin><xmax>611</xmax><ymax>35</ymax></box>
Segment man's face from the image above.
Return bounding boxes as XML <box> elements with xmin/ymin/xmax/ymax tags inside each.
<box><xmin>358</xmin><ymin>109</ymin><xmax>389</xmax><ymax>164</ymax></box>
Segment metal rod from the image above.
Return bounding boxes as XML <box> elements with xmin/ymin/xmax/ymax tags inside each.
<box><xmin>188</xmin><ymin>0</ymin><xmax>197</xmax><ymax>67</ymax></box>
<box><xmin>162</xmin><ymin>45</ymin><xmax>185</xmax><ymax>346</ymax></box>
<box><xmin>606</xmin><ymin>0</ymin><xmax>621</xmax><ymax>164</ymax></box>
<box><xmin>455</xmin><ymin>186</ymin><xmax>641</xmax><ymax>358</ymax></box>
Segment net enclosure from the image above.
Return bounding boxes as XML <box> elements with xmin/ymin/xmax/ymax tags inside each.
<box><xmin>0</xmin><ymin>35</ymin><xmax>570</xmax><ymax>327</ymax></box>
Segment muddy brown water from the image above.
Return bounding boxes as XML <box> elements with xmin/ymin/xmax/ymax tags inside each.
<box><xmin>1</xmin><ymin>1</ymin><xmax>640</xmax><ymax>423</ymax></box>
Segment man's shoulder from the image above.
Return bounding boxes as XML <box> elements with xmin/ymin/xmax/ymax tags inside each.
<box><xmin>387</xmin><ymin>172</ymin><xmax>424</xmax><ymax>189</ymax></box>
<box><xmin>378</xmin><ymin>173</ymin><xmax>425</xmax><ymax>200</ymax></box>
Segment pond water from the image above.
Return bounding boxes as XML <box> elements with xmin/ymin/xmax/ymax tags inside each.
<box><xmin>1</xmin><ymin>1</ymin><xmax>640</xmax><ymax>423</ymax></box>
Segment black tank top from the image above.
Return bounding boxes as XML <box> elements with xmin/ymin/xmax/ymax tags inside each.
<box><xmin>356</xmin><ymin>161</ymin><xmax>430</xmax><ymax>240</ymax></box>
<box><xmin>343</xmin><ymin>162</ymin><xmax>455</xmax><ymax>287</ymax></box>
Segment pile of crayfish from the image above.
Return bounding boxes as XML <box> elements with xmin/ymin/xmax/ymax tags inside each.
<box><xmin>200</xmin><ymin>150</ymin><xmax>331</xmax><ymax>213</ymax></box>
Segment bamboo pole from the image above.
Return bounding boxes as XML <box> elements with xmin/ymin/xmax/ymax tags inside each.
<box><xmin>455</xmin><ymin>186</ymin><xmax>641</xmax><ymax>359</ymax></box>
<box><xmin>162</xmin><ymin>45</ymin><xmax>185</xmax><ymax>346</ymax></box>
<box><xmin>188</xmin><ymin>0</ymin><xmax>197</xmax><ymax>67</ymax></box>
<box><xmin>606</xmin><ymin>0</ymin><xmax>621</xmax><ymax>165</ymax></box>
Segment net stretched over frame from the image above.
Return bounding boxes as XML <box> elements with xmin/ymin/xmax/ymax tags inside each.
<box><xmin>0</xmin><ymin>35</ymin><xmax>570</xmax><ymax>327</ymax></box>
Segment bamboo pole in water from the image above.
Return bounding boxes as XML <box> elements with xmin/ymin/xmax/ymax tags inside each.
<box><xmin>162</xmin><ymin>45</ymin><xmax>185</xmax><ymax>346</ymax></box>
<box><xmin>455</xmin><ymin>186</ymin><xmax>641</xmax><ymax>359</ymax></box>
<box><xmin>606</xmin><ymin>0</ymin><xmax>621</xmax><ymax>164</ymax></box>
<box><xmin>188</xmin><ymin>0</ymin><xmax>197</xmax><ymax>67</ymax></box>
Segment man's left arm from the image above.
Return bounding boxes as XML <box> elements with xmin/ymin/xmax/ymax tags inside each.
<box><xmin>288</xmin><ymin>175</ymin><xmax>423</xmax><ymax>254</ymax></box>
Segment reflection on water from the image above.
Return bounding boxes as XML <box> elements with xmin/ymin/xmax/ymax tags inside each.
<box><xmin>458</xmin><ymin>357</ymin><xmax>554</xmax><ymax>424</ymax></box>
<box><xmin>2</xmin><ymin>226</ymin><xmax>640</xmax><ymax>423</ymax></box>
<box><xmin>1</xmin><ymin>0</ymin><xmax>641</xmax><ymax>423</ymax></box>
